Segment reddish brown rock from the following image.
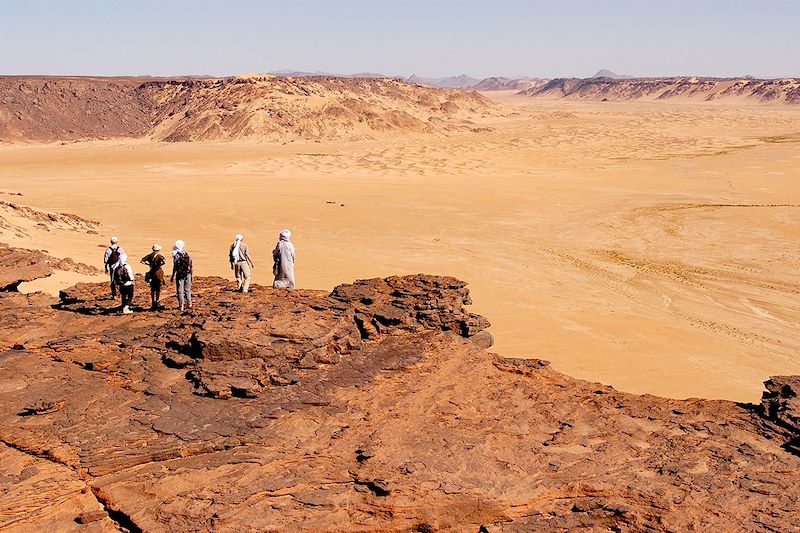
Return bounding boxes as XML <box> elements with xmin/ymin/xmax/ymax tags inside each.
<box><xmin>0</xmin><ymin>248</ymin><xmax>798</xmax><ymax>532</ymax></box>
<box><xmin>0</xmin><ymin>243</ymin><xmax>99</xmax><ymax>291</ymax></box>
<box><xmin>75</xmin><ymin>510</ymin><xmax>108</xmax><ymax>524</ymax></box>
<box><xmin>762</xmin><ymin>376</ymin><xmax>800</xmax><ymax>455</ymax></box>
<box><xmin>0</xmin><ymin>243</ymin><xmax>54</xmax><ymax>291</ymax></box>
<box><xmin>20</xmin><ymin>400</ymin><xmax>64</xmax><ymax>416</ymax></box>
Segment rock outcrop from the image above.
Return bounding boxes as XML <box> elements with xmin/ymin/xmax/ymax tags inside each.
<box><xmin>0</xmin><ymin>76</ymin><xmax>491</xmax><ymax>143</ymax></box>
<box><xmin>471</xmin><ymin>77</ymin><xmax>548</xmax><ymax>92</ymax></box>
<box><xmin>762</xmin><ymin>376</ymin><xmax>800</xmax><ymax>455</ymax></box>
<box><xmin>0</xmin><ymin>248</ymin><xmax>799</xmax><ymax>531</ymax></box>
<box><xmin>520</xmin><ymin>76</ymin><xmax>800</xmax><ymax>104</ymax></box>
<box><xmin>0</xmin><ymin>243</ymin><xmax>99</xmax><ymax>291</ymax></box>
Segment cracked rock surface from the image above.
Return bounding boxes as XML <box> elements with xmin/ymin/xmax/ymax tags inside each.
<box><xmin>0</xmin><ymin>248</ymin><xmax>798</xmax><ymax>532</ymax></box>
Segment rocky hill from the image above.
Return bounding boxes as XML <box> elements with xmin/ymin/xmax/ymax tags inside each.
<box><xmin>1</xmin><ymin>245</ymin><xmax>798</xmax><ymax>531</ymax></box>
<box><xmin>471</xmin><ymin>77</ymin><xmax>549</xmax><ymax>91</ymax></box>
<box><xmin>519</xmin><ymin>76</ymin><xmax>800</xmax><ymax>104</ymax></box>
<box><xmin>406</xmin><ymin>74</ymin><xmax>481</xmax><ymax>89</ymax></box>
<box><xmin>0</xmin><ymin>77</ymin><xmax>151</xmax><ymax>141</ymax></box>
<box><xmin>0</xmin><ymin>76</ymin><xmax>491</xmax><ymax>143</ymax></box>
<box><xmin>590</xmin><ymin>69</ymin><xmax>632</xmax><ymax>79</ymax></box>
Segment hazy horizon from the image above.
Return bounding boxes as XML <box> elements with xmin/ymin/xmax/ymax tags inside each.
<box><xmin>1</xmin><ymin>0</ymin><xmax>798</xmax><ymax>79</ymax></box>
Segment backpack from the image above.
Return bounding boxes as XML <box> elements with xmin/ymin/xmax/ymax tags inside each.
<box><xmin>107</xmin><ymin>246</ymin><xmax>120</xmax><ymax>265</ymax></box>
<box><xmin>115</xmin><ymin>264</ymin><xmax>131</xmax><ymax>284</ymax></box>
<box><xmin>174</xmin><ymin>252</ymin><xmax>191</xmax><ymax>278</ymax></box>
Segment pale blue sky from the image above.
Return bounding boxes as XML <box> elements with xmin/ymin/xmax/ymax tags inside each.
<box><xmin>1</xmin><ymin>0</ymin><xmax>797</xmax><ymax>78</ymax></box>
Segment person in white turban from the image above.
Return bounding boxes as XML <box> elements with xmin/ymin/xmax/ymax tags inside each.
<box><xmin>170</xmin><ymin>240</ymin><xmax>193</xmax><ymax>311</ymax></box>
<box><xmin>229</xmin><ymin>233</ymin><xmax>255</xmax><ymax>293</ymax></box>
<box><xmin>272</xmin><ymin>229</ymin><xmax>295</xmax><ymax>289</ymax></box>
<box><xmin>102</xmin><ymin>236</ymin><xmax>125</xmax><ymax>298</ymax></box>
<box><xmin>115</xmin><ymin>253</ymin><xmax>135</xmax><ymax>314</ymax></box>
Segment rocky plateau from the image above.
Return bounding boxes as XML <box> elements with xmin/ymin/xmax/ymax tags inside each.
<box><xmin>0</xmin><ymin>245</ymin><xmax>798</xmax><ymax>532</ymax></box>
<box><xmin>520</xmin><ymin>76</ymin><xmax>800</xmax><ymax>104</ymax></box>
<box><xmin>0</xmin><ymin>76</ymin><xmax>491</xmax><ymax>143</ymax></box>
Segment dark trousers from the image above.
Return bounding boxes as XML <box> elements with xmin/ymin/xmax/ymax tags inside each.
<box><xmin>120</xmin><ymin>284</ymin><xmax>134</xmax><ymax>308</ymax></box>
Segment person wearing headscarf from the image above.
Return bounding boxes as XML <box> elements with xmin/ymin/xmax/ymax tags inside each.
<box><xmin>229</xmin><ymin>233</ymin><xmax>255</xmax><ymax>293</ymax></box>
<box><xmin>170</xmin><ymin>240</ymin><xmax>193</xmax><ymax>311</ymax></box>
<box><xmin>272</xmin><ymin>229</ymin><xmax>295</xmax><ymax>289</ymax></box>
<box><xmin>172</xmin><ymin>240</ymin><xmax>185</xmax><ymax>261</ymax></box>
<box><xmin>115</xmin><ymin>253</ymin><xmax>135</xmax><ymax>314</ymax></box>
<box><xmin>102</xmin><ymin>236</ymin><xmax>126</xmax><ymax>298</ymax></box>
<box><xmin>141</xmin><ymin>244</ymin><xmax>166</xmax><ymax>310</ymax></box>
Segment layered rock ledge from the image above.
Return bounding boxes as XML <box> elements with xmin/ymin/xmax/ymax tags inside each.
<box><xmin>0</xmin><ymin>248</ymin><xmax>798</xmax><ymax>532</ymax></box>
<box><xmin>0</xmin><ymin>243</ymin><xmax>99</xmax><ymax>291</ymax></box>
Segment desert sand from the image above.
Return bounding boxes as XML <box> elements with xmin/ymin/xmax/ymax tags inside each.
<box><xmin>2</xmin><ymin>90</ymin><xmax>800</xmax><ymax>402</ymax></box>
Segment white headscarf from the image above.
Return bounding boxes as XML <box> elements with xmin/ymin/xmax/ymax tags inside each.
<box><xmin>172</xmin><ymin>240</ymin><xmax>185</xmax><ymax>260</ymax></box>
<box><xmin>110</xmin><ymin>236</ymin><xmax>118</xmax><ymax>244</ymax></box>
<box><xmin>232</xmin><ymin>234</ymin><xmax>243</xmax><ymax>261</ymax></box>
<box><xmin>279</xmin><ymin>229</ymin><xmax>291</xmax><ymax>241</ymax></box>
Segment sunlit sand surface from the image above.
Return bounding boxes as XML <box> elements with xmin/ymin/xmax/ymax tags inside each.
<box><xmin>2</xmin><ymin>93</ymin><xmax>799</xmax><ymax>402</ymax></box>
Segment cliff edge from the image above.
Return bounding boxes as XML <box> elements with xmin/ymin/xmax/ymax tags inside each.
<box><xmin>0</xmin><ymin>246</ymin><xmax>798</xmax><ymax>532</ymax></box>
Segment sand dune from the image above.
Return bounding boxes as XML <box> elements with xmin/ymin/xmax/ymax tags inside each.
<box><xmin>520</xmin><ymin>76</ymin><xmax>800</xmax><ymax>104</ymax></box>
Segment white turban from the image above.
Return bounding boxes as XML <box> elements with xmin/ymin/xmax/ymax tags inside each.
<box><xmin>231</xmin><ymin>234</ymin><xmax>243</xmax><ymax>261</ymax></box>
<box><xmin>279</xmin><ymin>229</ymin><xmax>291</xmax><ymax>241</ymax></box>
<box><xmin>110</xmin><ymin>236</ymin><xmax>118</xmax><ymax>244</ymax></box>
<box><xmin>172</xmin><ymin>240</ymin><xmax>185</xmax><ymax>259</ymax></box>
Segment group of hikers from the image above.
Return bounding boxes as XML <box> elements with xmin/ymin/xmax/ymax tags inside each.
<box><xmin>103</xmin><ymin>230</ymin><xmax>296</xmax><ymax>314</ymax></box>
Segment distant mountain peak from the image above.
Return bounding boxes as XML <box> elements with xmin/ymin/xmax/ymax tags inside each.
<box><xmin>591</xmin><ymin>69</ymin><xmax>632</xmax><ymax>79</ymax></box>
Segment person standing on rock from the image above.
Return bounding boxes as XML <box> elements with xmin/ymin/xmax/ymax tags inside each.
<box><xmin>114</xmin><ymin>253</ymin><xmax>135</xmax><ymax>314</ymax></box>
<box><xmin>103</xmin><ymin>236</ymin><xmax>125</xmax><ymax>299</ymax></box>
<box><xmin>170</xmin><ymin>240</ymin><xmax>193</xmax><ymax>311</ymax></box>
<box><xmin>229</xmin><ymin>234</ymin><xmax>255</xmax><ymax>293</ymax></box>
<box><xmin>272</xmin><ymin>229</ymin><xmax>295</xmax><ymax>289</ymax></box>
<box><xmin>141</xmin><ymin>244</ymin><xmax>166</xmax><ymax>310</ymax></box>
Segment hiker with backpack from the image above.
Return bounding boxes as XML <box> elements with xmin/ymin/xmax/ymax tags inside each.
<box><xmin>115</xmin><ymin>253</ymin><xmax>135</xmax><ymax>314</ymax></box>
<box><xmin>103</xmin><ymin>237</ymin><xmax>126</xmax><ymax>298</ymax></box>
<box><xmin>141</xmin><ymin>244</ymin><xmax>166</xmax><ymax>310</ymax></box>
<box><xmin>170</xmin><ymin>240</ymin><xmax>193</xmax><ymax>311</ymax></box>
<box><xmin>229</xmin><ymin>233</ymin><xmax>255</xmax><ymax>293</ymax></box>
<box><xmin>272</xmin><ymin>229</ymin><xmax>295</xmax><ymax>289</ymax></box>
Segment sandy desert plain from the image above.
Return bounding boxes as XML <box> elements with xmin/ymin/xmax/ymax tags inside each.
<box><xmin>2</xmin><ymin>87</ymin><xmax>800</xmax><ymax>404</ymax></box>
